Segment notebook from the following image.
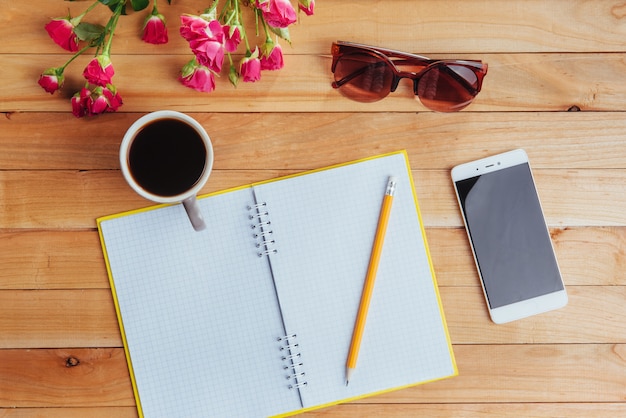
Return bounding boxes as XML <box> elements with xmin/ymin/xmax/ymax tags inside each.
<box><xmin>98</xmin><ymin>151</ymin><xmax>457</xmax><ymax>417</ymax></box>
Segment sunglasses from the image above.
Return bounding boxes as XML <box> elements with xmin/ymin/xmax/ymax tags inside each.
<box><xmin>331</xmin><ymin>41</ymin><xmax>488</xmax><ymax>112</ymax></box>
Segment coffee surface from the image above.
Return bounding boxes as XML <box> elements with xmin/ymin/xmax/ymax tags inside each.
<box><xmin>129</xmin><ymin>118</ymin><xmax>207</xmax><ymax>197</ymax></box>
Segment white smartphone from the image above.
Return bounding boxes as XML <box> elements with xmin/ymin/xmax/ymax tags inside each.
<box><xmin>451</xmin><ymin>149</ymin><xmax>567</xmax><ymax>324</ymax></box>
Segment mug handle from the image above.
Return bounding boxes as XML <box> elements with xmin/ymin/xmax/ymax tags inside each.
<box><xmin>182</xmin><ymin>196</ymin><xmax>206</xmax><ymax>231</ymax></box>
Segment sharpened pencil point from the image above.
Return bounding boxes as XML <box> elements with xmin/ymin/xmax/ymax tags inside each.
<box><xmin>345</xmin><ymin>367</ymin><xmax>354</xmax><ymax>386</ymax></box>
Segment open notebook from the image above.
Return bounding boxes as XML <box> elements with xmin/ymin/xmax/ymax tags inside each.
<box><xmin>98</xmin><ymin>151</ymin><xmax>457</xmax><ymax>417</ymax></box>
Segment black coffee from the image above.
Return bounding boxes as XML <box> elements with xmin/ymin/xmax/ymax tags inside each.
<box><xmin>129</xmin><ymin>118</ymin><xmax>207</xmax><ymax>197</ymax></box>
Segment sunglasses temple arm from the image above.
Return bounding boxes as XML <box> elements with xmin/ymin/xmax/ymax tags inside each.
<box><xmin>340</xmin><ymin>42</ymin><xmax>432</xmax><ymax>63</ymax></box>
<box><xmin>441</xmin><ymin>65</ymin><xmax>482</xmax><ymax>95</ymax></box>
<box><xmin>331</xmin><ymin>61</ymin><xmax>388</xmax><ymax>89</ymax></box>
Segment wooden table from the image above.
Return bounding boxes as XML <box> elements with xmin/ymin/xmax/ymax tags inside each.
<box><xmin>1</xmin><ymin>0</ymin><xmax>625</xmax><ymax>416</ymax></box>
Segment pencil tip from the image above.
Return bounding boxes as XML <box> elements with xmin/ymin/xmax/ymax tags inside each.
<box><xmin>345</xmin><ymin>367</ymin><xmax>353</xmax><ymax>386</ymax></box>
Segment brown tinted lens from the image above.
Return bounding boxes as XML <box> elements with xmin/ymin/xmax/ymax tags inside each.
<box><xmin>333</xmin><ymin>53</ymin><xmax>394</xmax><ymax>102</ymax></box>
<box><xmin>417</xmin><ymin>64</ymin><xmax>479</xmax><ymax>112</ymax></box>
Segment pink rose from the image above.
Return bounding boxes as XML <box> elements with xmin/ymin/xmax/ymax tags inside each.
<box><xmin>260</xmin><ymin>43</ymin><xmax>284</xmax><ymax>71</ymax></box>
<box><xmin>89</xmin><ymin>92</ymin><xmax>110</xmax><ymax>115</ymax></box>
<box><xmin>224</xmin><ymin>25</ymin><xmax>242</xmax><ymax>53</ymax></box>
<box><xmin>142</xmin><ymin>13</ymin><xmax>168</xmax><ymax>45</ymax></box>
<box><xmin>240</xmin><ymin>49</ymin><xmax>262</xmax><ymax>82</ymax></box>
<box><xmin>180</xmin><ymin>15</ymin><xmax>208</xmax><ymax>41</ymax></box>
<box><xmin>180</xmin><ymin>16</ymin><xmax>225</xmax><ymax>73</ymax></box>
<box><xmin>261</xmin><ymin>0</ymin><xmax>297</xmax><ymax>28</ymax></box>
<box><xmin>179</xmin><ymin>60</ymin><xmax>216</xmax><ymax>93</ymax></box>
<box><xmin>45</xmin><ymin>18</ymin><xmax>79</xmax><ymax>52</ymax></box>
<box><xmin>189</xmin><ymin>38</ymin><xmax>225</xmax><ymax>73</ymax></box>
<box><xmin>71</xmin><ymin>86</ymin><xmax>123</xmax><ymax>118</ymax></box>
<box><xmin>83</xmin><ymin>55</ymin><xmax>115</xmax><ymax>87</ymax></box>
<box><xmin>38</xmin><ymin>67</ymin><xmax>65</xmax><ymax>94</ymax></box>
<box><xmin>102</xmin><ymin>87</ymin><xmax>123</xmax><ymax>112</ymax></box>
<box><xmin>180</xmin><ymin>15</ymin><xmax>224</xmax><ymax>43</ymax></box>
<box><xmin>298</xmin><ymin>0</ymin><xmax>315</xmax><ymax>16</ymax></box>
<box><xmin>38</xmin><ymin>74</ymin><xmax>62</xmax><ymax>94</ymax></box>
<box><xmin>71</xmin><ymin>88</ymin><xmax>90</xmax><ymax>118</ymax></box>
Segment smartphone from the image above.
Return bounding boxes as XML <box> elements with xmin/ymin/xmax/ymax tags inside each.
<box><xmin>451</xmin><ymin>149</ymin><xmax>567</xmax><ymax>324</ymax></box>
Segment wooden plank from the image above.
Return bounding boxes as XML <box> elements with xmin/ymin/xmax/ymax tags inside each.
<box><xmin>0</xmin><ymin>112</ymin><xmax>123</xmax><ymax>170</ymax></box>
<box><xmin>303</xmin><ymin>403</ymin><xmax>626</xmax><ymax>417</ymax></box>
<box><xmin>4</xmin><ymin>168</ymin><xmax>624</xmax><ymax>229</ymax></box>
<box><xmin>4</xmin><ymin>53</ymin><xmax>626</xmax><ymax>112</ymax></box>
<box><xmin>1</xmin><ymin>227</ymin><xmax>623</xmax><ymax>291</ymax></box>
<box><xmin>0</xmin><ymin>408</ymin><xmax>138</xmax><ymax>418</ymax></box>
<box><xmin>0</xmin><ymin>348</ymin><xmax>135</xmax><ymax>408</ymax></box>
<box><xmin>0</xmin><ymin>231</ymin><xmax>108</xmax><ymax>289</ymax></box>
<box><xmin>1</xmin><ymin>286</ymin><xmax>623</xmax><ymax>349</ymax></box>
<box><xmin>2</xmin><ymin>112</ymin><xmax>626</xmax><ymax>171</ymax></box>
<box><xmin>396</xmin><ymin>344</ymin><xmax>626</xmax><ymax>404</ymax></box>
<box><xmin>2</xmin><ymin>403</ymin><xmax>625</xmax><ymax>418</ymax></box>
<box><xmin>1</xmin><ymin>345</ymin><xmax>624</xmax><ymax>407</ymax></box>
<box><xmin>4</xmin><ymin>0</ymin><xmax>626</xmax><ymax>55</ymax></box>
<box><xmin>0</xmin><ymin>290</ymin><xmax>122</xmax><ymax>349</ymax></box>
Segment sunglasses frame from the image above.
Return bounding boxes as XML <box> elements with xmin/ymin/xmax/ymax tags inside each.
<box><xmin>331</xmin><ymin>41</ymin><xmax>488</xmax><ymax>108</ymax></box>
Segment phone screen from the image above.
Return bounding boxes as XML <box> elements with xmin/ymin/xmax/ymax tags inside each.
<box><xmin>454</xmin><ymin>162</ymin><xmax>564</xmax><ymax>309</ymax></box>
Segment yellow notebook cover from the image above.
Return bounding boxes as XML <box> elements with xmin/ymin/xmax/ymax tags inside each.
<box><xmin>98</xmin><ymin>151</ymin><xmax>457</xmax><ymax>417</ymax></box>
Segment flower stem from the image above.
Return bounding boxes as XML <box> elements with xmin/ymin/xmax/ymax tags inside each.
<box><xmin>259</xmin><ymin>12</ymin><xmax>273</xmax><ymax>42</ymax></box>
<box><xmin>60</xmin><ymin>43</ymin><xmax>94</xmax><ymax>71</ymax></box>
<box><xmin>233</xmin><ymin>0</ymin><xmax>250</xmax><ymax>49</ymax></box>
<box><xmin>69</xmin><ymin>0</ymin><xmax>101</xmax><ymax>26</ymax></box>
<box><xmin>102</xmin><ymin>2</ymin><xmax>124</xmax><ymax>57</ymax></box>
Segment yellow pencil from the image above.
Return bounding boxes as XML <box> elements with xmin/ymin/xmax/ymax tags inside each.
<box><xmin>346</xmin><ymin>176</ymin><xmax>397</xmax><ymax>385</ymax></box>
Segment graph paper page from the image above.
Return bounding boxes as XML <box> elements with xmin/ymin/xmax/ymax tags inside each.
<box><xmin>253</xmin><ymin>152</ymin><xmax>457</xmax><ymax>409</ymax></box>
<box><xmin>99</xmin><ymin>187</ymin><xmax>302</xmax><ymax>418</ymax></box>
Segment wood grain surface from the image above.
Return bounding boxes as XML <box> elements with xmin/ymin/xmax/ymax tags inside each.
<box><xmin>1</xmin><ymin>0</ymin><xmax>625</xmax><ymax>416</ymax></box>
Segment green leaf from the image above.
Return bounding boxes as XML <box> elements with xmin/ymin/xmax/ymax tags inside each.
<box><xmin>130</xmin><ymin>0</ymin><xmax>150</xmax><ymax>11</ymax></box>
<box><xmin>74</xmin><ymin>22</ymin><xmax>106</xmax><ymax>42</ymax></box>
<box><xmin>269</xmin><ymin>26</ymin><xmax>291</xmax><ymax>44</ymax></box>
<box><xmin>98</xmin><ymin>0</ymin><xmax>122</xmax><ymax>6</ymax></box>
<box><xmin>228</xmin><ymin>65</ymin><xmax>239</xmax><ymax>88</ymax></box>
<box><xmin>99</xmin><ymin>0</ymin><xmax>123</xmax><ymax>13</ymax></box>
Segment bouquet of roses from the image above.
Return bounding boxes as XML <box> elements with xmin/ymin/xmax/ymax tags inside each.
<box><xmin>39</xmin><ymin>0</ymin><xmax>314</xmax><ymax>117</ymax></box>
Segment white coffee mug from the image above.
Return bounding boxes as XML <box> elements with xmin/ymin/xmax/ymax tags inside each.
<box><xmin>120</xmin><ymin>110</ymin><xmax>214</xmax><ymax>231</ymax></box>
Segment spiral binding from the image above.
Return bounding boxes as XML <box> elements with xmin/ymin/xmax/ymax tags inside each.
<box><xmin>248</xmin><ymin>202</ymin><xmax>278</xmax><ymax>257</ymax></box>
<box><xmin>278</xmin><ymin>334</ymin><xmax>307</xmax><ymax>390</ymax></box>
